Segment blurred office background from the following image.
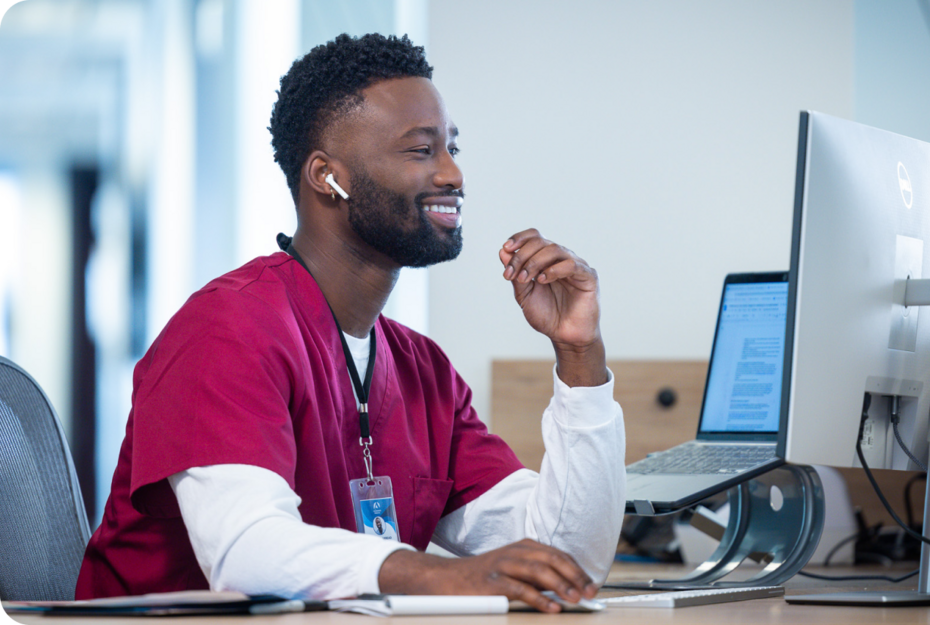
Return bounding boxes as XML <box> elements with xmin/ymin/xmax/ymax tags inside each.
<box><xmin>0</xmin><ymin>0</ymin><xmax>928</xmax><ymax>526</ymax></box>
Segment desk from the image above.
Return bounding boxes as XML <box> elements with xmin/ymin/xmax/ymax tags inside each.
<box><xmin>6</xmin><ymin>564</ymin><xmax>928</xmax><ymax>625</ymax></box>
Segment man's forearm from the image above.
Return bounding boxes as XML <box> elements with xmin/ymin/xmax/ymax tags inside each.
<box><xmin>377</xmin><ymin>549</ymin><xmax>447</xmax><ymax>594</ymax></box>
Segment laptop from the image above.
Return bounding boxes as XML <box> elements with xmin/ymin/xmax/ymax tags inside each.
<box><xmin>625</xmin><ymin>272</ymin><xmax>789</xmax><ymax>515</ymax></box>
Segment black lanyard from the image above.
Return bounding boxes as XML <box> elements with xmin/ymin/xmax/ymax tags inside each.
<box><xmin>333</xmin><ymin>316</ymin><xmax>376</xmax><ymax>441</ymax></box>
<box><xmin>280</xmin><ymin>235</ymin><xmax>377</xmax><ymax>452</ymax></box>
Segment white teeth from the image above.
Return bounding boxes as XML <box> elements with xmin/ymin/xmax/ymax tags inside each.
<box><xmin>426</xmin><ymin>205</ymin><xmax>457</xmax><ymax>214</ymax></box>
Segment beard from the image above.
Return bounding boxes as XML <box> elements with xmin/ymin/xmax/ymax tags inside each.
<box><xmin>346</xmin><ymin>168</ymin><xmax>463</xmax><ymax>268</ymax></box>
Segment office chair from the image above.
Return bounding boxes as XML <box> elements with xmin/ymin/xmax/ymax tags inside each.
<box><xmin>0</xmin><ymin>356</ymin><xmax>91</xmax><ymax>601</ymax></box>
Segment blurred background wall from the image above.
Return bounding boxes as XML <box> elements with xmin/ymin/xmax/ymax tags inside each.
<box><xmin>0</xmin><ymin>0</ymin><xmax>928</xmax><ymax>526</ymax></box>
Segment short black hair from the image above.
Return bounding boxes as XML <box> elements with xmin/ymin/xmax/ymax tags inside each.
<box><xmin>269</xmin><ymin>33</ymin><xmax>433</xmax><ymax>204</ymax></box>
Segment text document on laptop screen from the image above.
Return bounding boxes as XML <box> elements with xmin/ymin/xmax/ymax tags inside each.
<box><xmin>700</xmin><ymin>282</ymin><xmax>789</xmax><ymax>433</ymax></box>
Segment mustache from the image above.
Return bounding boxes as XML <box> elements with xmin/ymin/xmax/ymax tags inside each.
<box><xmin>415</xmin><ymin>190</ymin><xmax>465</xmax><ymax>205</ymax></box>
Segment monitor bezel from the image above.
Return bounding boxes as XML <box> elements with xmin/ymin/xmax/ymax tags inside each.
<box><xmin>776</xmin><ymin>111</ymin><xmax>810</xmax><ymax>459</ymax></box>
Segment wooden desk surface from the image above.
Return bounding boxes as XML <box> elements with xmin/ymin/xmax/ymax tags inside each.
<box><xmin>6</xmin><ymin>563</ymin><xmax>927</xmax><ymax>625</ymax></box>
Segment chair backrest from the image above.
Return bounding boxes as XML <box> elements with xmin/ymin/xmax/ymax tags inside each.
<box><xmin>0</xmin><ymin>356</ymin><xmax>91</xmax><ymax>601</ymax></box>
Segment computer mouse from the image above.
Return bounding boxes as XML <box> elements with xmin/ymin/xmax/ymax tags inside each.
<box><xmin>540</xmin><ymin>590</ymin><xmax>605</xmax><ymax>612</ymax></box>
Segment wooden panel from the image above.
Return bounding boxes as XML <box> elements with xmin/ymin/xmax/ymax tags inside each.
<box><xmin>491</xmin><ymin>359</ymin><xmax>707</xmax><ymax>472</ymax></box>
<box><xmin>836</xmin><ymin>467</ymin><xmax>925</xmax><ymax>528</ymax></box>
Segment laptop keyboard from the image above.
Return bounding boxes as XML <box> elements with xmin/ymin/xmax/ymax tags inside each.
<box><xmin>627</xmin><ymin>443</ymin><xmax>775</xmax><ymax>475</ymax></box>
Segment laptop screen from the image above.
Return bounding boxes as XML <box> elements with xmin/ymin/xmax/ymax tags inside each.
<box><xmin>699</xmin><ymin>280</ymin><xmax>789</xmax><ymax>434</ymax></box>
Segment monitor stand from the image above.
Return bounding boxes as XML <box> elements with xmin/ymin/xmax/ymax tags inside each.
<box><xmin>785</xmin><ymin>470</ymin><xmax>930</xmax><ymax>606</ymax></box>
<box><xmin>608</xmin><ymin>464</ymin><xmax>825</xmax><ymax>589</ymax></box>
<box><xmin>788</xmin><ymin>276</ymin><xmax>930</xmax><ymax>604</ymax></box>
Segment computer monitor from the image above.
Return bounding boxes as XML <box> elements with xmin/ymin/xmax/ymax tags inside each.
<box><xmin>779</xmin><ymin>111</ymin><xmax>930</xmax><ymax>605</ymax></box>
<box><xmin>781</xmin><ymin>111</ymin><xmax>930</xmax><ymax>472</ymax></box>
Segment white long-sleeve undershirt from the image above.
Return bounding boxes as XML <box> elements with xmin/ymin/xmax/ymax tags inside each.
<box><xmin>168</xmin><ymin>333</ymin><xmax>625</xmax><ymax>601</ymax></box>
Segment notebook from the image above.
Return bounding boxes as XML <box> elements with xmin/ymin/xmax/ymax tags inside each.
<box><xmin>625</xmin><ymin>272</ymin><xmax>789</xmax><ymax>515</ymax></box>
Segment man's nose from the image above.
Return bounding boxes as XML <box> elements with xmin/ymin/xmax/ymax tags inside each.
<box><xmin>434</xmin><ymin>150</ymin><xmax>464</xmax><ymax>190</ymax></box>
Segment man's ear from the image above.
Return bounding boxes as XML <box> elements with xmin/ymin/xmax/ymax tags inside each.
<box><xmin>305</xmin><ymin>151</ymin><xmax>347</xmax><ymax>202</ymax></box>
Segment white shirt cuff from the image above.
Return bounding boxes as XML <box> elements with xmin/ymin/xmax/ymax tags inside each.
<box><xmin>551</xmin><ymin>364</ymin><xmax>617</xmax><ymax>428</ymax></box>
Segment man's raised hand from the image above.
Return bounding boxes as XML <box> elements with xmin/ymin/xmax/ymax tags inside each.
<box><xmin>499</xmin><ymin>229</ymin><xmax>607</xmax><ymax>387</ymax></box>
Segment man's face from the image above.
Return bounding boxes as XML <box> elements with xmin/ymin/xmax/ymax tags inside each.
<box><xmin>346</xmin><ymin>164</ymin><xmax>462</xmax><ymax>268</ymax></box>
<box><xmin>336</xmin><ymin>77</ymin><xmax>464</xmax><ymax>268</ymax></box>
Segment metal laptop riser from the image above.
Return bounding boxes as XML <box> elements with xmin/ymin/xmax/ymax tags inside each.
<box><xmin>613</xmin><ymin>464</ymin><xmax>824</xmax><ymax>589</ymax></box>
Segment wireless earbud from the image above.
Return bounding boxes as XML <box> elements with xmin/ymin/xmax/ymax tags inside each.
<box><xmin>324</xmin><ymin>173</ymin><xmax>350</xmax><ymax>201</ymax></box>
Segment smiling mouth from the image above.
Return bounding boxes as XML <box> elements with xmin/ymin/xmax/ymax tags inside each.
<box><xmin>424</xmin><ymin>204</ymin><xmax>459</xmax><ymax>214</ymax></box>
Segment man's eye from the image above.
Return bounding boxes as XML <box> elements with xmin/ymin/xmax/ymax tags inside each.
<box><xmin>449</xmin><ymin>146</ymin><xmax>460</xmax><ymax>157</ymax></box>
<box><xmin>412</xmin><ymin>147</ymin><xmax>431</xmax><ymax>155</ymax></box>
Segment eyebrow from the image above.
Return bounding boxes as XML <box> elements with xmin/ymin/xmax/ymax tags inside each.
<box><xmin>399</xmin><ymin>125</ymin><xmax>459</xmax><ymax>141</ymax></box>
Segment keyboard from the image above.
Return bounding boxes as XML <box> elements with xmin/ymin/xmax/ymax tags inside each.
<box><xmin>626</xmin><ymin>442</ymin><xmax>775</xmax><ymax>475</ymax></box>
<box><xmin>603</xmin><ymin>586</ymin><xmax>784</xmax><ymax>608</ymax></box>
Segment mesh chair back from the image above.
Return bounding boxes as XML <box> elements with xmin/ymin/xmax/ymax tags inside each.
<box><xmin>0</xmin><ymin>356</ymin><xmax>91</xmax><ymax>601</ymax></box>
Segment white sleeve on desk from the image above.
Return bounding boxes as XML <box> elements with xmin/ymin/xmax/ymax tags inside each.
<box><xmin>168</xmin><ymin>464</ymin><xmax>414</xmax><ymax>600</ymax></box>
<box><xmin>432</xmin><ymin>366</ymin><xmax>625</xmax><ymax>584</ymax></box>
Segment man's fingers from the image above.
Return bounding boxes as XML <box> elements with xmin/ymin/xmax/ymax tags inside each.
<box><xmin>515</xmin><ymin>541</ymin><xmax>593</xmax><ymax>594</ymax></box>
<box><xmin>501</xmin><ymin>541</ymin><xmax>593</xmax><ymax>602</ymax></box>
<box><xmin>503</xmin><ymin>238</ymin><xmax>552</xmax><ymax>281</ymax></box>
<box><xmin>538</xmin><ymin>548</ymin><xmax>595</xmax><ymax>597</ymax></box>
<box><xmin>501</xmin><ymin>232</ymin><xmax>594</xmax><ymax>287</ymax></box>
<box><xmin>505</xmin><ymin>241</ymin><xmax>575</xmax><ymax>284</ymax></box>
<box><xmin>500</xmin><ymin>229</ymin><xmax>546</xmax><ymax>277</ymax></box>
<box><xmin>521</xmin><ymin>560</ymin><xmax>581</xmax><ymax>603</ymax></box>
<box><xmin>538</xmin><ymin>258</ymin><xmax>596</xmax><ymax>288</ymax></box>
<box><xmin>502</xmin><ymin>228</ymin><xmax>542</xmax><ymax>253</ymax></box>
<box><xmin>494</xmin><ymin>576</ymin><xmax>561</xmax><ymax>613</ymax></box>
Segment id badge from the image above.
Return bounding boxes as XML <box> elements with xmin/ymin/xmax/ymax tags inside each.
<box><xmin>349</xmin><ymin>476</ymin><xmax>400</xmax><ymax>541</ymax></box>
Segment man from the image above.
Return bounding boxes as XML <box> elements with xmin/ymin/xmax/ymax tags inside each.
<box><xmin>76</xmin><ymin>33</ymin><xmax>625</xmax><ymax>613</ymax></box>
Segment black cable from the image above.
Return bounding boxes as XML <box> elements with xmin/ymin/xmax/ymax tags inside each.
<box><xmin>821</xmin><ymin>531</ymin><xmax>859</xmax><ymax>567</ymax></box>
<box><xmin>857</xmin><ymin>394</ymin><xmax>930</xmax><ymax>546</ymax></box>
<box><xmin>797</xmin><ymin>569</ymin><xmax>919</xmax><ymax>583</ymax></box>
<box><xmin>904</xmin><ymin>472</ymin><xmax>927</xmax><ymax>529</ymax></box>
<box><xmin>889</xmin><ymin>396</ymin><xmax>928</xmax><ymax>472</ymax></box>
<box><xmin>893</xmin><ymin>420</ymin><xmax>927</xmax><ymax>471</ymax></box>
<box><xmin>804</xmin><ymin>524</ymin><xmax>915</xmax><ymax>580</ymax></box>
<box><xmin>855</xmin><ymin>552</ymin><xmax>896</xmax><ymax>567</ymax></box>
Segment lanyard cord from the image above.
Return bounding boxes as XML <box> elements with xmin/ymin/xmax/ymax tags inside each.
<box><xmin>334</xmin><ymin>318</ymin><xmax>376</xmax><ymax>441</ymax></box>
<box><xmin>281</xmin><ymin>235</ymin><xmax>378</xmax><ymax>481</ymax></box>
<box><xmin>333</xmin><ymin>314</ymin><xmax>377</xmax><ymax>483</ymax></box>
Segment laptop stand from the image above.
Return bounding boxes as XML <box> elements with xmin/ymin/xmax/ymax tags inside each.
<box><xmin>611</xmin><ymin>464</ymin><xmax>825</xmax><ymax>588</ymax></box>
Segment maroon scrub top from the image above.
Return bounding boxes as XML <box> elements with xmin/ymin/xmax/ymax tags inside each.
<box><xmin>75</xmin><ymin>252</ymin><xmax>523</xmax><ymax>599</ymax></box>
